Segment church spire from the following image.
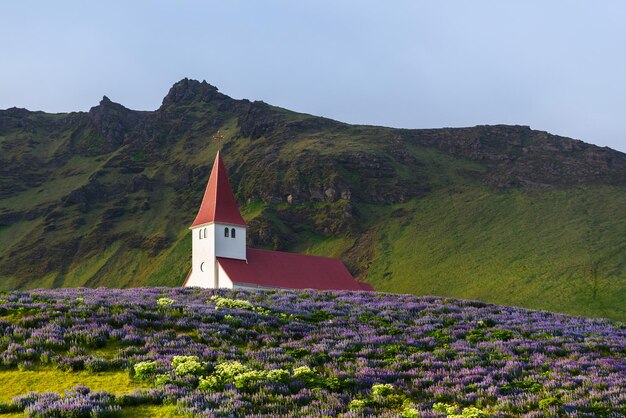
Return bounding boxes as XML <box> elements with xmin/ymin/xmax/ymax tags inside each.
<box><xmin>190</xmin><ymin>151</ymin><xmax>246</xmax><ymax>228</ymax></box>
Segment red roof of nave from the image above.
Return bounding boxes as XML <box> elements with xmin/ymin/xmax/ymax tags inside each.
<box><xmin>190</xmin><ymin>151</ymin><xmax>246</xmax><ymax>228</ymax></box>
<box><xmin>217</xmin><ymin>248</ymin><xmax>372</xmax><ymax>291</ymax></box>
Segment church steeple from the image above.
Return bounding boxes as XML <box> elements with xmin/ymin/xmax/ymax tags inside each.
<box><xmin>186</xmin><ymin>151</ymin><xmax>247</xmax><ymax>288</ymax></box>
<box><xmin>190</xmin><ymin>151</ymin><xmax>246</xmax><ymax>228</ymax></box>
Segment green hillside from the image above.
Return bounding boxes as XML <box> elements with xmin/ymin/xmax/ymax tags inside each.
<box><xmin>359</xmin><ymin>185</ymin><xmax>626</xmax><ymax>320</ymax></box>
<box><xmin>0</xmin><ymin>79</ymin><xmax>624</xmax><ymax>320</ymax></box>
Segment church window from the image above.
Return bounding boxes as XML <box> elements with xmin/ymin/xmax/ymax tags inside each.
<box><xmin>203</xmin><ymin>228</ymin><xmax>207</xmax><ymax>238</ymax></box>
<box><xmin>231</xmin><ymin>228</ymin><xmax>236</xmax><ymax>238</ymax></box>
<box><xmin>199</xmin><ymin>230</ymin><xmax>202</xmax><ymax>239</ymax></box>
<box><xmin>200</xmin><ymin>262</ymin><xmax>205</xmax><ymax>272</ymax></box>
<box><xmin>224</xmin><ymin>227</ymin><xmax>229</xmax><ymax>238</ymax></box>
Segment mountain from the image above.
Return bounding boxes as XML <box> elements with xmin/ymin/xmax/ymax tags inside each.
<box><xmin>0</xmin><ymin>78</ymin><xmax>624</xmax><ymax>320</ymax></box>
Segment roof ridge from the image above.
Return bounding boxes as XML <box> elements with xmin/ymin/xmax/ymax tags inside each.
<box><xmin>218</xmin><ymin>249</ymin><xmax>368</xmax><ymax>291</ymax></box>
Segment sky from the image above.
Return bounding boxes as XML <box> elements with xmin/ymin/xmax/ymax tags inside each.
<box><xmin>1</xmin><ymin>1</ymin><xmax>625</xmax><ymax>152</ymax></box>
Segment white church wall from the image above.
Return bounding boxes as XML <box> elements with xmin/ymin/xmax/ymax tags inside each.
<box><xmin>214</xmin><ymin>224</ymin><xmax>246</xmax><ymax>260</ymax></box>
<box><xmin>188</xmin><ymin>224</ymin><xmax>217</xmax><ymax>288</ymax></box>
<box><xmin>217</xmin><ymin>263</ymin><xmax>235</xmax><ymax>289</ymax></box>
<box><xmin>184</xmin><ymin>269</ymin><xmax>207</xmax><ymax>288</ymax></box>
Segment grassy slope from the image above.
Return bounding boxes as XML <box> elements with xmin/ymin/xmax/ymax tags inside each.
<box><xmin>0</xmin><ymin>369</ymin><xmax>180</xmax><ymax>416</ymax></box>
<box><xmin>0</xmin><ymin>369</ymin><xmax>147</xmax><ymax>402</ymax></box>
<box><xmin>360</xmin><ymin>185</ymin><xmax>626</xmax><ymax>320</ymax></box>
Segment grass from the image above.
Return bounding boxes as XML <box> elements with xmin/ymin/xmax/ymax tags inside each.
<box><xmin>0</xmin><ymin>154</ymin><xmax>108</xmax><ymax>212</ymax></box>
<box><xmin>404</xmin><ymin>143</ymin><xmax>487</xmax><ymax>189</ymax></box>
<box><xmin>0</xmin><ymin>219</ymin><xmax>42</xmax><ymax>269</ymax></box>
<box><xmin>144</xmin><ymin>233</ymin><xmax>192</xmax><ymax>287</ymax></box>
<box><xmin>359</xmin><ymin>185</ymin><xmax>626</xmax><ymax>320</ymax></box>
<box><xmin>0</xmin><ymin>369</ymin><xmax>148</xmax><ymax>402</ymax></box>
<box><xmin>88</xmin><ymin>341</ymin><xmax>125</xmax><ymax>360</ymax></box>
<box><xmin>240</xmin><ymin>200</ymin><xmax>266</xmax><ymax>220</ymax></box>
<box><xmin>0</xmin><ymin>368</ymin><xmax>181</xmax><ymax>416</ymax></box>
<box><xmin>293</xmin><ymin>232</ymin><xmax>355</xmax><ymax>259</ymax></box>
<box><xmin>119</xmin><ymin>405</ymin><xmax>182</xmax><ymax>417</ymax></box>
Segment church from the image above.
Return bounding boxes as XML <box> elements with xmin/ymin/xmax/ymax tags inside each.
<box><xmin>183</xmin><ymin>151</ymin><xmax>373</xmax><ymax>291</ymax></box>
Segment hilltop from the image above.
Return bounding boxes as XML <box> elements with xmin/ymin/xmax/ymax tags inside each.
<box><xmin>0</xmin><ymin>79</ymin><xmax>625</xmax><ymax>320</ymax></box>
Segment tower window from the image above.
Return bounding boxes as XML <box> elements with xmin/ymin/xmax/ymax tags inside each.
<box><xmin>204</xmin><ymin>228</ymin><xmax>207</xmax><ymax>238</ymax></box>
<box><xmin>231</xmin><ymin>228</ymin><xmax>236</xmax><ymax>238</ymax></box>
<box><xmin>224</xmin><ymin>227</ymin><xmax>229</xmax><ymax>238</ymax></box>
<box><xmin>199</xmin><ymin>230</ymin><xmax>202</xmax><ymax>239</ymax></box>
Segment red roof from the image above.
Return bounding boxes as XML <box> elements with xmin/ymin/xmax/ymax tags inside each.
<box><xmin>358</xmin><ymin>282</ymin><xmax>375</xmax><ymax>291</ymax></box>
<box><xmin>217</xmin><ymin>248</ymin><xmax>372</xmax><ymax>291</ymax></box>
<box><xmin>190</xmin><ymin>151</ymin><xmax>246</xmax><ymax>227</ymax></box>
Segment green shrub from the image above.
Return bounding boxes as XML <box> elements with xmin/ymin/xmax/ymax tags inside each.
<box><xmin>321</xmin><ymin>375</ymin><xmax>352</xmax><ymax>391</ymax></box>
<box><xmin>266</xmin><ymin>368</ymin><xmax>290</xmax><ymax>383</ymax></box>
<box><xmin>209</xmin><ymin>295</ymin><xmax>272</xmax><ymax>315</ymax></box>
<box><xmin>539</xmin><ymin>396</ymin><xmax>562</xmax><ymax>409</ymax></box>
<box><xmin>214</xmin><ymin>361</ymin><xmax>250</xmax><ymax>380</ymax></box>
<box><xmin>155</xmin><ymin>373</ymin><xmax>172</xmax><ymax>386</ymax></box>
<box><xmin>233</xmin><ymin>370</ymin><xmax>267</xmax><ymax>390</ymax></box>
<box><xmin>432</xmin><ymin>403</ymin><xmax>487</xmax><ymax>418</ymax></box>
<box><xmin>307</xmin><ymin>309</ymin><xmax>332</xmax><ymax>323</ymax></box>
<box><xmin>285</xmin><ymin>347</ymin><xmax>309</xmax><ymax>359</ymax></box>
<box><xmin>349</xmin><ymin>399</ymin><xmax>367</xmax><ymax>410</ymax></box>
<box><xmin>458</xmin><ymin>406</ymin><xmax>487</xmax><ymax>418</ymax></box>
<box><xmin>157</xmin><ymin>297</ymin><xmax>176</xmax><ymax>307</ymax></box>
<box><xmin>198</xmin><ymin>376</ymin><xmax>222</xmax><ymax>392</ymax></box>
<box><xmin>293</xmin><ymin>365</ymin><xmax>317</xmax><ymax>381</ymax></box>
<box><xmin>350</xmin><ymin>383</ymin><xmax>413</xmax><ymax>414</ymax></box>
<box><xmin>490</xmin><ymin>329</ymin><xmax>515</xmax><ymax>341</ymax></box>
<box><xmin>433</xmin><ymin>402</ymin><xmax>459</xmax><ymax>415</ymax></box>
<box><xmin>372</xmin><ymin>383</ymin><xmax>395</xmax><ymax>397</ymax></box>
<box><xmin>210</xmin><ymin>295</ymin><xmax>254</xmax><ymax>311</ymax></box>
<box><xmin>172</xmin><ymin>355</ymin><xmax>204</xmax><ymax>376</ymax></box>
<box><xmin>429</xmin><ymin>329</ymin><xmax>452</xmax><ymax>344</ymax></box>
<box><xmin>402</xmin><ymin>406</ymin><xmax>420</xmax><ymax>417</ymax></box>
<box><xmin>40</xmin><ymin>352</ymin><xmax>51</xmax><ymax>364</ymax></box>
<box><xmin>133</xmin><ymin>361</ymin><xmax>158</xmax><ymax>380</ymax></box>
<box><xmin>465</xmin><ymin>329</ymin><xmax>486</xmax><ymax>344</ymax></box>
<box><xmin>584</xmin><ymin>402</ymin><xmax>611</xmax><ymax>416</ymax></box>
<box><xmin>197</xmin><ymin>360</ymin><xmax>346</xmax><ymax>394</ymax></box>
<box><xmin>501</xmin><ymin>379</ymin><xmax>544</xmax><ymax>394</ymax></box>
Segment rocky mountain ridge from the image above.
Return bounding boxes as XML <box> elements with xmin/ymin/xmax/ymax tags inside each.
<box><xmin>2</xmin><ymin>79</ymin><xmax>623</xmax><ymax>199</ymax></box>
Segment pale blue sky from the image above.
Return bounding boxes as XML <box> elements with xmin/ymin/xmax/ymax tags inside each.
<box><xmin>1</xmin><ymin>1</ymin><xmax>625</xmax><ymax>152</ymax></box>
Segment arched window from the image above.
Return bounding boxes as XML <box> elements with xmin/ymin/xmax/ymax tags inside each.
<box><xmin>231</xmin><ymin>228</ymin><xmax>236</xmax><ymax>238</ymax></box>
<box><xmin>199</xmin><ymin>229</ymin><xmax>202</xmax><ymax>240</ymax></box>
<box><xmin>224</xmin><ymin>227</ymin><xmax>229</xmax><ymax>238</ymax></box>
<box><xmin>203</xmin><ymin>228</ymin><xmax>207</xmax><ymax>239</ymax></box>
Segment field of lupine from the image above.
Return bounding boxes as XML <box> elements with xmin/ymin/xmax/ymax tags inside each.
<box><xmin>0</xmin><ymin>288</ymin><xmax>624</xmax><ymax>417</ymax></box>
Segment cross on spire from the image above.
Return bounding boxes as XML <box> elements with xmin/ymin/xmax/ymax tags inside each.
<box><xmin>213</xmin><ymin>130</ymin><xmax>224</xmax><ymax>150</ymax></box>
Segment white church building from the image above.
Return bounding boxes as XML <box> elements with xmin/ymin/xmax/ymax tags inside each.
<box><xmin>183</xmin><ymin>151</ymin><xmax>373</xmax><ymax>291</ymax></box>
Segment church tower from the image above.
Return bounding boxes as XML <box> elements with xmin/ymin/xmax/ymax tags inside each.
<box><xmin>185</xmin><ymin>151</ymin><xmax>247</xmax><ymax>288</ymax></box>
